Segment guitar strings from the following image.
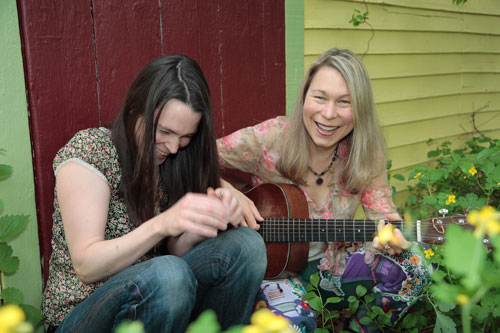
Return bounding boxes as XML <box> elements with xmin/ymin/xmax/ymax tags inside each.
<box><xmin>258</xmin><ymin>218</ymin><xmax>464</xmax><ymax>242</ymax></box>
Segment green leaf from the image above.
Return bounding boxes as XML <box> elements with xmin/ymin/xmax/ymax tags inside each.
<box><xmin>402</xmin><ymin>313</ymin><xmax>418</xmax><ymax>328</ymax></box>
<box><xmin>0</xmin><ymin>164</ymin><xmax>13</xmax><ymax>181</ymax></box>
<box><xmin>359</xmin><ymin>316</ymin><xmax>372</xmax><ymax>325</ymax></box>
<box><xmin>0</xmin><ymin>199</ymin><xmax>4</xmax><ymax>214</ymax></box>
<box><xmin>20</xmin><ymin>303</ymin><xmax>43</xmax><ymax>327</ymax></box>
<box><xmin>314</xmin><ymin>329</ymin><xmax>330</xmax><ymax>333</ymax></box>
<box><xmin>324</xmin><ymin>311</ymin><xmax>340</xmax><ymax>321</ymax></box>
<box><xmin>364</xmin><ymin>295</ymin><xmax>375</xmax><ymax>304</ymax></box>
<box><xmin>0</xmin><ymin>215</ymin><xmax>29</xmax><ymax>241</ymax></box>
<box><xmin>303</xmin><ymin>291</ymin><xmax>318</xmax><ymax>301</ymax></box>
<box><xmin>325</xmin><ymin>296</ymin><xmax>342</xmax><ymax>305</ymax></box>
<box><xmin>115</xmin><ymin>321</ymin><xmax>145</xmax><ymax>333</ymax></box>
<box><xmin>424</xmin><ymin>196</ymin><xmax>437</xmax><ymax>205</ymax></box>
<box><xmin>349</xmin><ymin>299</ymin><xmax>359</xmax><ymax>313</ymax></box>
<box><xmin>371</xmin><ymin>305</ymin><xmax>385</xmax><ymax>316</ymax></box>
<box><xmin>433</xmin><ymin>311</ymin><xmax>457</xmax><ymax>333</ymax></box>
<box><xmin>308</xmin><ymin>297</ymin><xmax>324</xmax><ymax>312</ymax></box>
<box><xmin>444</xmin><ymin>225</ymin><xmax>485</xmax><ymax>289</ymax></box>
<box><xmin>356</xmin><ymin>285</ymin><xmax>367</xmax><ymax>297</ymax></box>
<box><xmin>0</xmin><ymin>287</ymin><xmax>24</xmax><ymax>304</ymax></box>
<box><xmin>347</xmin><ymin>295</ymin><xmax>357</xmax><ymax>303</ymax></box>
<box><xmin>310</xmin><ymin>272</ymin><xmax>320</xmax><ymax>288</ymax></box>
<box><xmin>393</xmin><ymin>174</ymin><xmax>405</xmax><ymax>181</ymax></box>
<box><xmin>436</xmin><ymin>300</ymin><xmax>456</xmax><ymax>313</ymax></box>
<box><xmin>0</xmin><ymin>242</ymin><xmax>20</xmax><ymax>273</ymax></box>
<box><xmin>186</xmin><ymin>310</ymin><xmax>220</xmax><ymax>333</ymax></box>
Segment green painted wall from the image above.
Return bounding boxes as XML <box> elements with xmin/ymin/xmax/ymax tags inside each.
<box><xmin>285</xmin><ymin>0</ymin><xmax>305</xmax><ymax>114</ymax></box>
<box><xmin>0</xmin><ymin>0</ymin><xmax>43</xmax><ymax>311</ymax></box>
<box><xmin>305</xmin><ymin>0</ymin><xmax>500</xmax><ymax>191</ymax></box>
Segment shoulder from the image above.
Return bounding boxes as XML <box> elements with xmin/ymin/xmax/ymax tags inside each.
<box><xmin>54</xmin><ymin>128</ymin><xmax>119</xmax><ymax>182</ymax></box>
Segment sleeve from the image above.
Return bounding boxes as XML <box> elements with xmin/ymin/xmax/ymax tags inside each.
<box><xmin>53</xmin><ymin>129</ymin><xmax>116</xmax><ymax>187</ymax></box>
<box><xmin>216</xmin><ymin>116</ymin><xmax>289</xmax><ymax>178</ymax></box>
<box><xmin>361</xmin><ymin>167</ymin><xmax>399</xmax><ymax>220</ymax></box>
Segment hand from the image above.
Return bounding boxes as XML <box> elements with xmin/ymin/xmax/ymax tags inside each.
<box><xmin>160</xmin><ymin>192</ymin><xmax>230</xmax><ymax>238</ymax></box>
<box><xmin>221</xmin><ymin>180</ymin><xmax>263</xmax><ymax>230</ymax></box>
<box><xmin>372</xmin><ymin>213</ymin><xmax>412</xmax><ymax>255</ymax></box>
<box><xmin>208</xmin><ymin>187</ymin><xmax>243</xmax><ymax>227</ymax></box>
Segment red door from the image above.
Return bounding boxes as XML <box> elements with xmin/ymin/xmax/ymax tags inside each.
<box><xmin>17</xmin><ymin>0</ymin><xmax>285</xmax><ymax>283</ymax></box>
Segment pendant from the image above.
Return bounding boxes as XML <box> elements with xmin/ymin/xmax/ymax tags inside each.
<box><xmin>316</xmin><ymin>177</ymin><xmax>323</xmax><ymax>185</ymax></box>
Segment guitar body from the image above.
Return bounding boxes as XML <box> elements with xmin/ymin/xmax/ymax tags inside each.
<box><xmin>246</xmin><ymin>183</ymin><xmax>310</xmax><ymax>279</ymax></box>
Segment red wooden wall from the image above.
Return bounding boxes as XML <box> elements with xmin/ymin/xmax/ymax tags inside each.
<box><xmin>17</xmin><ymin>0</ymin><xmax>285</xmax><ymax>283</ymax></box>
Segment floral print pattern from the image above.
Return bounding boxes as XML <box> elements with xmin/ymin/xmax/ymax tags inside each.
<box><xmin>42</xmin><ymin>128</ymin><xmax>153</xmax><ymax>326</ymax></box>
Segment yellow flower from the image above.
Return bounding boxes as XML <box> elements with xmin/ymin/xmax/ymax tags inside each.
<box><xmin>413</xmin><ymin>172</ymin><xmax>422</xmax><ymax>179</ymax></box>
<box><xmin>377</xmin><ymin>223</ymin><xmax>401</xmax><ymax>247</ymax></box>
<box><xmin>424</xmin><ymin>248</ymin><xmax>435</xmax><ymax>259</ymax></box>
<box><xmin>468</xmin><ymin>166</ymin><xmax>477</xmax><ymax>176</ymax></box>
<box><xmin>467</xmin><ymin>206</ymin><xmax>500</xmax><ymax>238</ymax></box>
<box><xmin>250</xmin><ymin>309</ymin><xmax>292</xmax><ymax>332</ymax></box>
<box><xmin>446</xmin><ymin>195</ymin><xmax>456</xmax><ymax>205</ymax></box>
<box><xmin>0</xmin><ymin>304</ymin><xmax>26</xmax><ymax>332</ymax></box>
<box><xmin>456</xmin><ymin>294</ymin><xmax>469</xmax><ymax>305</ymax></box>
<box><xmin>243</xmin><ymin>325</ymin><xmax>264</xmax><ymax>333</ymax></box>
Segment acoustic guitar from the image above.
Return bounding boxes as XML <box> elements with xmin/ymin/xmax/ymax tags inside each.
<box><xmin>246</xmin><ymin>183</ymin><xmax>469</xmax><ymax>279</ymax></box>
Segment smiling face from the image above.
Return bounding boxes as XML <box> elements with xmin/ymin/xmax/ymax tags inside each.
<box><xmin>302</xmin><ymin>66</ymin><xmax>354</xmax><ymax>154</ymax></box>
<box><xmin>154</xmin><ymin>98</ymin><xmax>202</xmax><ymax>164</ymax></box>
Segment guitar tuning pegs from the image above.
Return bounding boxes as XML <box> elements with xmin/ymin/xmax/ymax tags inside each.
<box><xmin>438</xmin><ymin>208</ymin><xmax>449</xmax><ymax>217</ymax></box>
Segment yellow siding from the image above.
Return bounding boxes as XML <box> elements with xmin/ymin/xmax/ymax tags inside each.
<box><xmin>305</xmin><ymin>0</ymin><xmax>500</xmax><ymax>190</ymax></box>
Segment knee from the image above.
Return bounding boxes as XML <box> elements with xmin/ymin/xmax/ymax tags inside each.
<box><xmin>142</xmin><ymin>256</ymin><xmax>197</xmax><ymax>303</ymax></box>
<box><xmin>231</xmin><ymin>227</ymin><xmax>267</xmax><ymax>274</ymax></box>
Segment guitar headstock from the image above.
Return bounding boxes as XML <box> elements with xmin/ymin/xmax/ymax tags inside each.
<box><xmin>419</xmin><ymin>214</ymin><xmax>470</xmax><ymax>245</ymax></box>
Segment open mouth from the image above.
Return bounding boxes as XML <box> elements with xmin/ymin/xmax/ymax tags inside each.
<box><xmin>157</xmin><ymin>148</ymin><xmax>168</xmax><ymax>157</ymax></box>
<box><xmin>316</xmin><ymin>122</ymin><xmax>338</xmax><ymax>132</ymax></box>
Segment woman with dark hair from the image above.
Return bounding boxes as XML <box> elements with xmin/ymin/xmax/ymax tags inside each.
<box><xmin>42</xmin><ymin>55</ymin><xmax>266</xmax><ymax>332</ymax></box>
<box><xmin>219</xmin><ymin>48</ymin><xmax>432</xmax><ymax>332</ymax></box>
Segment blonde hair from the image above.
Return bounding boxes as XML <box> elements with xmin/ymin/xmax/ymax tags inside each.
<box><xmin>276</xmin><ymin>48</ymin><xmax>387</xmax><ymax>193</ymax></box>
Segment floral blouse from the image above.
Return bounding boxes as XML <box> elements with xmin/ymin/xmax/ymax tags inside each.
<box><xmin>217</xmin><ymin>116</ymin><xmax>399</xmax><ymax>275</ymax></box>
<box><xmin>42</xmin><ymin>128</ymin><xmax>153</xmax><ymax>326</ymax></box>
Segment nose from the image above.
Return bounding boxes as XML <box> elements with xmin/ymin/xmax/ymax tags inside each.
<box><xmin>165</xmin><ymin>137</ymin><xmax>180</xmax><ymax>154</ymax></box>
<box><xmin>322</xmin><ymin>102</ymin><xmax>337</xmax><ymax>119</ymax></box>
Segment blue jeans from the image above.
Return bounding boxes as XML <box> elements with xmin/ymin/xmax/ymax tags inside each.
<box><xmin>56</xmin><ymin>227</ymin><xmax>266</xmax><ymax>333</ymax></box>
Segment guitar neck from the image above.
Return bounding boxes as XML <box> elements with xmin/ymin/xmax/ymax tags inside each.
<box><xmin>258</xmin><ymin>218</ymin><xmax>404</xmax><ymax>243</ymax></box>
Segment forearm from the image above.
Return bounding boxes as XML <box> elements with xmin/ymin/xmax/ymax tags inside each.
<box><xmin>167</xmin><ymin>232</ymin><xmax>207</xmax><ymax>257</ymax></box>
<box><xmin>70</xmin><ymin>217</ymin><xmax>165</xmax><ymax>283</ymax></box>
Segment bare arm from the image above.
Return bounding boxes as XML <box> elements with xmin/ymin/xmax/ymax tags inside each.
<box><xmin>58</xmin><ymin>162</ymin><xmax>231</xmax><ymax>283</ymax></box>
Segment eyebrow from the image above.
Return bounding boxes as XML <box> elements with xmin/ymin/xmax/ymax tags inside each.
<box><xmin>310</xmin><ymin>89</ymin><xmax>350</xmax><ymax>99</ymax></box>
<box><xmin>157</xmin><ymin>124</ymin><xmax>196</xmax><ymax>137</ymax></box>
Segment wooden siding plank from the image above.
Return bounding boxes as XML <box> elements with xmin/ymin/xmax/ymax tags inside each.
<box><xmin>306</xmin><ymin>0</ymin><xmax>500</xmax><ymax>35</ymax></box>
<box><xmin>383</xmin><ymin>111</ymin><xmax>500</xmax><ymax>148</ymax></box>
<box><xmin>92</xmin><ymin>1</ymin><xmax>162</xmax><ymax>125</ymax></box>
<box><xmin>388</xmin><ymin>128</ymin><xmax>500</xmax><ymax>171</ymax></box>
<box><xmin>371</xmin><ymin>74</ymin><xmax>500</xmax><ymax>104</ymax></box>
<box><xmin>377</xmin><ymin>92</ymin><xmax>500</xmax><ymax>126</ymax></box>
<box><xmin>343</xmin><ymin>0</ymin><xmax>500</xmax><ymax>16</ymax></box>
<box><xmin>17</xmin><ymin>0</ymin><xmax>99</xmax><ymax>282</ymax></box>
<box><xmin>305</xmin><ymin>30</ymin><xmax>500</xmax><ymax>55</ymax></box>
<box><xmin>306</xmin><ymin>53</ymin><xmax>500</xmax><ymax>79</ymax></box>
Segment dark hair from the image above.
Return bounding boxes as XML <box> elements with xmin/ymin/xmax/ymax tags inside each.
<box><xmin>112</xmin><ymin>55</ymin><xmax>220</xmax><ymax>226</ymax></box>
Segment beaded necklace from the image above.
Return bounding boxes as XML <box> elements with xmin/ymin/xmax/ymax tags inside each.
<box><xmin>307</xmin><ymin>145</ymin><xmax>339</xmax><ymax>185</ymax></box>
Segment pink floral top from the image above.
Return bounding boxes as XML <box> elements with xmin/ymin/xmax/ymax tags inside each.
<box><xmin>217</xmin><ymin>116</ymin><xmax>399</xmax><ymax>275</ymax></box>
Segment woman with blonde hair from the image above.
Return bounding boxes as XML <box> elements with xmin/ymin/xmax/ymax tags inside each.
<box><xmin>219</xmin><ymin>48</ymin><xmax>432</xmax><ymax>332</ymax></box>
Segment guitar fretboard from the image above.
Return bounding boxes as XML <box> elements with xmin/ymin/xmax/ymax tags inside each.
<box><xmin>258</xmin><ymin>218</ymin><xmax>405</xmax><ymax>242</ymax></box>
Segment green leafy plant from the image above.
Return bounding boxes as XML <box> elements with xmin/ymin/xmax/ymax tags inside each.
<box><xmin>393</xmin><ymin>136</ymin><xmax>499</xmax><ymax>221</ymax></box>
<box><xmin>349</xmin><ymin>9</ymin><xmax>369</xmax><ymax>27</ymax></box>
<box><xmin>303</xmin><ymin>272</ymin><xmax>343</xmax><ymax>332</ymax></box>
<box><xmin>389</xmin><ymin>135</ymin><xmax>500</xmax><ymax>332</ymax></box>
<box><xmin>0</xmin><ymin>149</ymin><xmax>42</xmax><ymax>329</ymax></box>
